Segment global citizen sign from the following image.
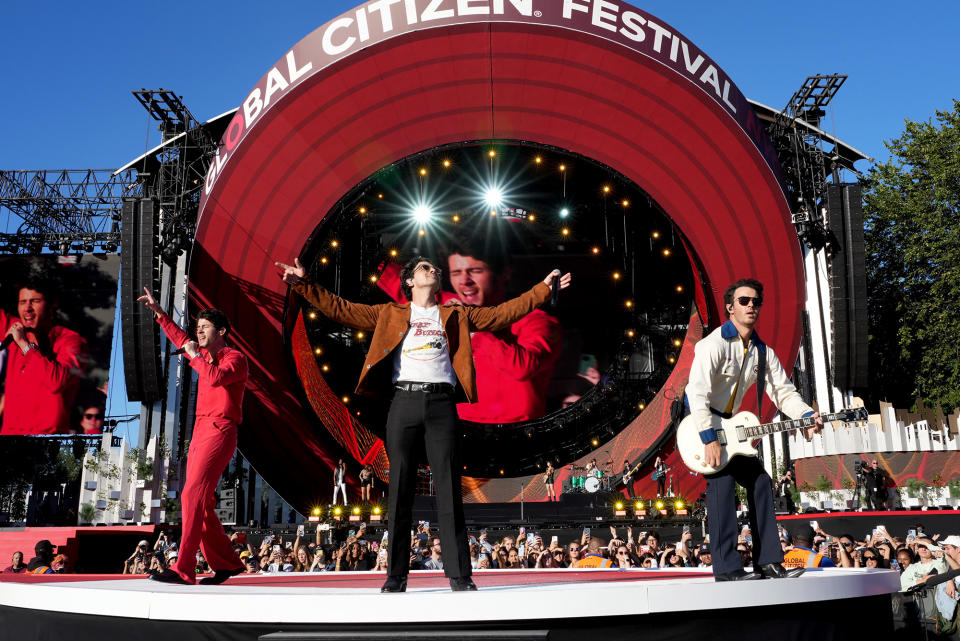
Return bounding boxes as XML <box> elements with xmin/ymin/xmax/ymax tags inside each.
<box><xmin>205</xmin><ymin>0</ymin><xmax>753</xmax><ymax>195</ymax></box>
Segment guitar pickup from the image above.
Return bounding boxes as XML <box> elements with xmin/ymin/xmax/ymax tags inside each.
<box><xmin>715</xmin><ymin>429</ymin><xmax>727</xmax><ymax>446</ymax></box>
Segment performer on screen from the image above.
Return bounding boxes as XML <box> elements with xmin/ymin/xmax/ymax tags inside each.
<box><xmin>276</xmin><ymin>255</ymin><xmax>570</xmax><ymax>592</ymax></box>
<box><xmin>1</xmin><ymin>277</ymin><xmax>88</xmax><ymax>435</ymax></box>
<box><xmin>139</xmin><ymin>288</ymin><xmax>247</xmax><ymax>586</ymax></box>
<box><xmin>377</xmin><ymin>234</ymin><xmax>564</xmax><ymax>424</ymax></box>
<box><xmin>685</xmin><ymin>278</ymin><xmax>822</xmax><ymax>582</ymax></box>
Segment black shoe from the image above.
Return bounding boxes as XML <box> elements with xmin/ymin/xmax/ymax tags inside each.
<box><xmin>198</xmin><ymin>567</ymin><xmax>244</xmax><ymax>585</ymax></box>
<box><xmin>758</xmin><ymin>563</ymin><xmax>805</xmax><ymax>579</ymax></box>
<box><xmin>450</xmin><ymin>577</ymin><xmax>478</xmax><ymax>591</ymax></box>
<box><xmin>149</xmin><ymin>568</ymin><xmax>191</xmax><ymax>585</ymax></box>
<box><xmin>714</xmin><ymin>569</ymin><xmax>763</xmax><ymax>582</ymax></box>
<box><xmin>381</xmin><ymin>575</ymin><xmax>407</xmax><ymax>593</ymax></box>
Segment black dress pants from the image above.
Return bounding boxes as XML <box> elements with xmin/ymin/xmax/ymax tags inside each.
<box><xmin>706</xmin><ymin>456</ymin><xmax>783</xmax><ymax>575</ymax></box>
<box><xmin>385</xmin><ymin>389</ymin><xmax>470</xmax><ymax>579</ymax></box>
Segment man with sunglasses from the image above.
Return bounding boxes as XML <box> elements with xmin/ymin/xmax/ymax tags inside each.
<box><xmin>686</xmin><ymin>278</ymin><xmax>823</xmax><ymax>581</ymax></box>
<box><xmin>276</xmin><ymin>255</ymin><xmax>570</xmax><ymax>592</ymax></box>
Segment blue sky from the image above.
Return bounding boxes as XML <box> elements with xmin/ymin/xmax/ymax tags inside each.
<box><xmin>1</xmin><ymin>1</ymin><xmax>956</xmax><ymax>440</ymax></box>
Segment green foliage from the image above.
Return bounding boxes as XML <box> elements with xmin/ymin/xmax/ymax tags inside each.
<box><xmin>948</xmin><ymin>479</ymin><xmax>960</xmax><ymax>498</ymax></box>
<box><xmin>815</xmin><ymin>475</ymin><xmax>834</xmax><ymax>493</ymax></box>
<box><xmin>862</xmin><ymin>100</ymin><xmax>960</xmax><ymax>410</ymax></box>
<box><xmin>79</xmin><ymin>502</ymin><xmax>97</xmax><ymax>523</ymax></box>
<box><xmin>904</xmin><ymin>478</ymin><xmax>928</xmax><ymax>498</ymax></box>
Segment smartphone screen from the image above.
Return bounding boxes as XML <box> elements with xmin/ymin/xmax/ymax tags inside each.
<box><xmin>551</xmin><ymin>536</ymin><xmax>559</xmax><ymax>545</ymax></box>
<box><xmin>584</xmin><ymin>527</ymin><xmax>591</xmax><ymax>538</ymax></box>
<box><xmin>297</xmin><ymin>525</ymin><xmax>305</xmax><ymax>537</ymax></box>
<box><xmin>675</xmin><ymin>542</ymin><xmax>683</xmax><ymax>552</ymax></box>
<box><xmin>908</xmin><ymin>529</ymin><xmax>917</xmax><ymax>538</ymax></box>
<box><xmin>809</xmin><ymin>520</ymin><xmax>819</xmax><ymax>531</ymax></box>
<box><xmin>682</xmin><ymin>525</ymin><xmax>691</xmax><ymax>534</ymax></box>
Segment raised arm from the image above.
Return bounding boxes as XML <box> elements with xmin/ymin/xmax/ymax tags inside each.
<box><xmin>470</xmin><ymin>312</ymin><xmax>563</xmax><ymax>381</ymax></box>
<box><xmin>465</xmin><ymin>270</ymin><xmax>568</xmax><ymax>332</ymax></box>
<box><xmin>276</xmin><ymin>258</ymin><xmax>381</xmax><ymax>331</ymax></box>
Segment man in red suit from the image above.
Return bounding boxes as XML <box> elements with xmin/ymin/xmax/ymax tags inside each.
<box><xmin>139</xmin><ymin>288</ymin><xmax>247</xmax><ymax>585</ymax></box>
<box><xmin>1</xmin><ymin>277</ymin><xmax>87</xmax><ymax>434</ymax></box>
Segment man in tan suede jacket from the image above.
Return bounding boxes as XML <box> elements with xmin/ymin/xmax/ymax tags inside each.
<box><xmin>276</xmin><ymin>254</ymin><xmax>570</xmax><ymax>593</ymax></box>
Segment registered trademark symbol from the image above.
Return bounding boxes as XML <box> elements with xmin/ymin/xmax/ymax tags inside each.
<box><xmin>534</xmin><ymin>10</ymin><xmax>542</xmax><ymax>17</ymax></box>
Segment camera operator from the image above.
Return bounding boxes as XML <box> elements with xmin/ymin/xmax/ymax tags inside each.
<box><xmin>777</xmin><ymin>470</ymin><xmax>796</xmax><ymax>514</ymax></box>
<box><xmin>860</xmin><ymin>459</ymin><xmax>886</xmax><ymax>511</ymax></box>
<box><xmin>123</xmin><ymin>540</ymin><xmax>152</xmax><ymax>575</ymax></box>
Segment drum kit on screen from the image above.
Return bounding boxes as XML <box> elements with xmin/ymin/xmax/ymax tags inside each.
<box><xmin>567</xmin><ymin>462</ymin><xmax>615</xmax><ymax>494</ymax></box>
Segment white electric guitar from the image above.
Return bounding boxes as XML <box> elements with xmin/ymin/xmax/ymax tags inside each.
<box><xmin>676</xmin><ymin>406</ymin><xmax>868</xmax><ymax>475</ymax></box>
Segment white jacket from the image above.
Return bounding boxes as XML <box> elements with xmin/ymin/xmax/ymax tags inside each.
<box><xmin>686</xmin><ymin>320</ymin><xmax>813</xmax><ymax>444</ymax></box>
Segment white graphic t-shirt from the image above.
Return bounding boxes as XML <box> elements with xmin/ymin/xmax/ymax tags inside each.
<box><xmin>392</xmin><ymin>303</ymin><xmax>457</xmax><ymax>385</ymax></box>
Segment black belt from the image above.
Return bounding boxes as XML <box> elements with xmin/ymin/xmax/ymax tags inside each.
<box><xmin>395</xmin><ymin>381</ymin><xmax>455</xmax><ymax>394</ymax></box>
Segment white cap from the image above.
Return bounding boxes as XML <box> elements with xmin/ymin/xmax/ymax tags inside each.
<box><xmin>940</xmin><ymin>535</ymin><xmax>960</xmax><ymax>548</ymax></box>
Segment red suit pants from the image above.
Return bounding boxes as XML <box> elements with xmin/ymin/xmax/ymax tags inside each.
<box><xmin>172</xmin><ymin>418</ymin><xmax>242</xmax><ymax>583</ymax></box>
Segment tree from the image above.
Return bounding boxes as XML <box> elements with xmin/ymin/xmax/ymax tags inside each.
<box><xmin>862</xmin><ymin>100</ymin><xmax>960</xmax><ymax>411</ymax></box>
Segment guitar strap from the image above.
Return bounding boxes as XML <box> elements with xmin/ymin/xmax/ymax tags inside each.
<box><xmin>756</xmin><ymin>340</ymin><xmax>767</xmax><ymax>419</ymax></box>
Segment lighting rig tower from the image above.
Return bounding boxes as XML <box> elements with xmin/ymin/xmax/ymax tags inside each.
<box><xmin>763</xmin><ymin>74</ymin><xmax>870</xmax><ymax>473</ymax></box>
<box><xmin>0</xmin><ymin>168</ymin><xmax>138</xmax><ymax>255</ymax></box>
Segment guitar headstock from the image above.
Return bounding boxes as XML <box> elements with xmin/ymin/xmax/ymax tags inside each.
<box><xmin>836</xmin><ymin>407</ymin><xmax>869</xmax><ymax>426</ymax></box>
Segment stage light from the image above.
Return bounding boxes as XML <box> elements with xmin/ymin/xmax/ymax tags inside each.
<box><xmin>662</xmin><ymin>248</ymin><xmax>671</xmax><ymax>257</ymax></box>
<box><xmin>314</xmin><ymin>348</ymin><xmax>322</xmax><ymax>355</ymax></box>
<box><xmin>626</xmin><ymin>330</ymin><xmax>635</xmax><ymax>338</ymax></box>
<box><xmin>331</xmin><ymin>240</ymin><xmax>339</xmax><ymax>248</ymax></box>
<box><xmin>655</xmin><ymin>500</ymin><xmax>665</xmax><ymax>510</ymax></box>
<box><xmin>352</xmin><ymin>506</ymin><xmax>361</xmax><ymax>515</ymax></box>
<box><xmin>559</xmin><ymin>164</ymin><xmax>566</xmax><ymax>172</ymax></box>
<box><xmin>603</xmin><ymin>185</ymin><xmax>611</xmax><ymax>194</ymax></box>
<box><xmin>591</xmin><ymin>438</ymin><xmax>599</xmax><ymax>447</ymax></box>
<box><xmin>320</xmin><ymin>257</ymin><xmax>328</xmax><ymax>264</ymax></box>
<box><xmin>342</xmin><ymin>396</ymin><xmax>350</xmax><ymax>403</ymax></box>
<box><xmin>488</xmin><ymin>150</ymin><xmax>496</xmax><ymax>158</ymax></box>
<box><xmin>675</xmin><ymin>284</ymin><xmax>684</xmax><ymax>292</ymax></box>
<box><xmin>559</xmin><ymin>208</ymin><xmax>569</xmax><ymax>218</ymax></box>
<box><xmin>419</xmin><ymin>168</ymin><xmax>428</xmax><ymax>176</ymax></box>
<box><xmin>673</xmin><ymin>338</ymin><xmax>682</xmax><ymax>347</ymax></box>
<box><xmin>622</xmin><ymin>199</ymin><xmax>630</xmax><ymax>207</ymax></box>
<box><xmin>378</xmin><ymin>193</ymin><xmax>384</xmax><ymax>199</ymax></box>
<box><xmin>668</xmin><ymin>356</ymin><xmax>676</xmax><ymax>364</ymax></box>
<box><xmin>561</xmin><ymin>228</ymin><xmax>570</xmax><ymax>236</ymax></box>
<box><xmin>674</xmin><ymin>500</ymin><xmax>685</xmax><ymax>510</ymax></box>
<box><xmin>389</xmin><ymin>249</ymin><xmax>398</xmax><ymax>257</ymax></box>
<box><xmin>625</xmin><ymin>300</ymin><xmax>634</xmax><ymax>308</ymax></box>
<box><xmin>443</xmin><ymin>159</ymin><xmax>451</xmax><ymax>168</ymax></box>
<box><xmin>615</xmin><ymin>502</ymin><xmax>624</xmax><ymax>510</ymax></box>
<box><xmin>499</xmin><ymin>469</ymin><xmax>505</xmax><ymax>475</ymax></box>
<box><xmin>308</xmin><ymin>312</ymin><xmax>317</xmax><ymax>319</ymax></box>
<box><xmin>592</xmin><ymin>246</ymin><xmax>600</xmax><ymax>254</ymax></box>
<box><xmin>535</xmin><ymin>156</ymin><xmax>542</xmax><ymax>164</ymax></box>
<box><xmin>612</xmin><ymin>272</ymin><xmax>621</xmax><ymax>280</ymax></box>
<box><xmin>634</xmin><ymin>501</ymin><xmax>643</xmax><ymax>510</ymax></box>
<box><xmin>322</xmin><ymin>365</ymin><xmax>330</xmax><ymax>372</ymax></box>
<box><xmin>356</xmin><ymin>332</ymin><xmax>365</xmax><ymax>339</ymax></box>
<box><xmin>373</xmin><ymin>506</ymin><xmax>381</xmax><ymax>515</ymax></box>
<box><xmin>418</xmin><ymin>229</ymin><xmax>426</xmax><ymax>236</ymax></box>
<box><xmin>452</xmin><ymin>214</ymin><xmax>460</xmax><ymax>222</ymax></box>
<box><xmin>527</xmin><ymin>214</ymin><xmax>535</xmax><ymax>221</ymax></box>
<box><xmin>312</xmin><ymin>507</ymin><xmax>321</xmax><ymax>516</ymax></box>
<box><xmin>638</xmin><ymin>402</ymin><xmax>645</xmax><ymax>410</ymax></box>
<box><xmin>333</xmin><ymin>507</ymin><xmax>342</xmax><ymax>516</ymax></box>
<box><xmin>369</xmin><ymin>275</ymin><xmax>378</xmax><ymax>283</ymax></box>
<box><xmin>359</xmin><ymin>207</ymin><xmax>367</xmax><ymax>214</ymax></box>
<box><xmin>413</xmin><ymin>204</ymin><xmax>432</xmax><ymax>224</ymax></box>
<box><xmin>652</xmin><ymin>231</ymin><xmax>661</xmax><ymax>239</ymax></box>
<box><xmin>484</xmin><ymin>187</ymin><xmax>503</xmax><ymax>207</ymax></box>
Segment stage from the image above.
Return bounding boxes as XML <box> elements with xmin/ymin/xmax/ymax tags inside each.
<box><xmin>0</xmin><ymin>567</ymin><xmax>898</xmax><ymax>640</ymax></box>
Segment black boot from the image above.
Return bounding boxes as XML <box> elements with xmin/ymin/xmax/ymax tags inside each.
<box><xmin>714</xmin><ymin>569</ymin><xmax>763</xmax><ymax>582</ymax></box>
<box><xmin>758</xmin><ymin>563</ymin><xmax>805</xmax><ymax>579</ymax></box>
<box><xmin>199</xmin><ymin>567</ymin><xmax>244</xmax><ymax>585</ymax></box>
<box><xmin>381</xmin><ymin>575</ymin><xmax>408</xmax><ymax>592</ymax></box>
<box><xmin>450</xmin><ymin>577</ymin><xmax>478</xmax><ymax>591</ymax></box>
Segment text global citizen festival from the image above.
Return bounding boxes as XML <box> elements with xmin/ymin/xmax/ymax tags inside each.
<box><xmin>203</xmin><ymin>0</ymin><xmax>747</xmax><ymax>195</ymax></box>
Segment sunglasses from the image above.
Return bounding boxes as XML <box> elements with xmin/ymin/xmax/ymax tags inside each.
<box><xmin>863</xmin><ymin>556</ymin><xmax>878</xmax><ymax>561</ymax></box>
<box><xmin>84</xmin><ymin>413</ymin><xmax>102</xmax><ymax>420</ymax></box>
<box><xmin>736</xmin><ymin>296</ymin><xmax>763</xmax><ymax>308</ymax></box>
<box><xmin>415</xmin><ymin>263</ymin><xmax>441</xmax><ymax>275</ymax></box>
<box><xmin>617</xmin><ymin>552</ymin><xmax>629</xmax><ymax>556</ymax></box>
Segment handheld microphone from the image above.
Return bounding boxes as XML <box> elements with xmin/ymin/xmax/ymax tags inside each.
<box><xmin>0</xmin><ymin>335</ymin><xmax>13</xmax><ymax>350</ymax></box>
<box><xmin>172</xmin><ymin>347</ymin><xmax>187</xmax><ymax>356</ymax></box>
<box><xmin>550</xmin><ymin>271</ymin><xmax>560</xmax><ymax>307</ymax></box>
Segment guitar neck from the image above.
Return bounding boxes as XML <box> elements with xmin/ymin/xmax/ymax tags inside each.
<box><xmin>740</xmin><ymin>411</ymin><xmax>849</xmax><ymax>439</ymax></box>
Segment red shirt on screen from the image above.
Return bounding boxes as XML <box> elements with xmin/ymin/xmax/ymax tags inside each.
<box><xmin>0</xmin><ymin>309</ymin><xmax>87</xmax><ymax>435</ymax></box>
<box><xmin>157</xmin><ymin>314</ymin><xmax>247</xmax><ymax>422</ymax></box>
